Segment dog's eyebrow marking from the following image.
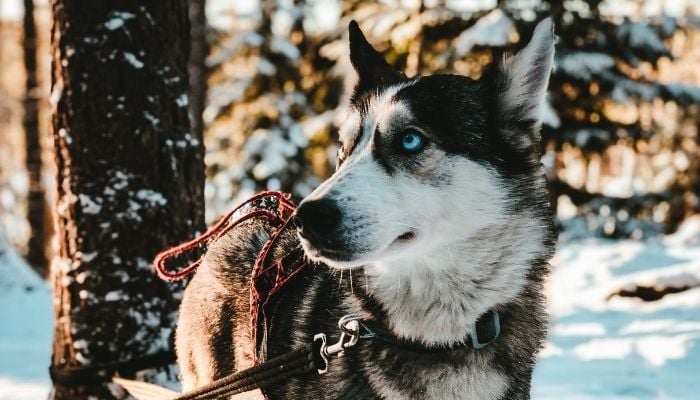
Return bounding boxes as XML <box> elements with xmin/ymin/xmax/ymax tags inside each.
<box><xmin>340</xmin><ymin>81</ymin><xmax>418</xmax><ymax>167</ymax></box>
<box><xmin>370</xmin><ymin>92</ymin><xmax>414</xmax><ymax>175</ymax></box>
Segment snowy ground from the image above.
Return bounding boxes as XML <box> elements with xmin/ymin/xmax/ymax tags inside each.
<box><xmin>1</xmin><ymin>218</ymin><xmax>700</xmax><ymax>399</ymax></box>
<box><xmin>533</xmin><ymin>217</ymin><xmax>700</xmax><ymax>400</ymax></box>
<box><xmin>0</xmin><ymin>232</ymin><xmax>52</xmax><ymax>400</ymax></box>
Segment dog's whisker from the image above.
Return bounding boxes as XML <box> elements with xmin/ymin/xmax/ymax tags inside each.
<box><xmin>349</xmin><ymin>270</ymin><xmax>354</xmax><ymax>294</ymax></box>
<box><xmin>447</xmin><ymin>245</ymin><xmax>456</xmax><ymax>268</ymax></box>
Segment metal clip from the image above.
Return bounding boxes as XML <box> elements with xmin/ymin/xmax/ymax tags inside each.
<box><xmin>313</xmin><ymin>315</ymin><xmax>363</xmax><ymax>374</ymax></box>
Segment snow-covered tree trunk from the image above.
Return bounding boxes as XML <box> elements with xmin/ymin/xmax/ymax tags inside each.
<box><xmin>23</xmin><ymin>0</ymin><xmax>48</xmax><ymax>276</ymax></box>
<box><xmin>49</xmin><ymin>1</ymin><xmax>204</xmax><ymax>398</ymax></box>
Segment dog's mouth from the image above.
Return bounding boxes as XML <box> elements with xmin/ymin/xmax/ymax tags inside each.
<box><xmin>299</xmin><ymin>229</ymin><xmax>419</xmax><ymax>268</ymax></box>
<box><xmin>396</xmin><ymin>231</ymin><xmax>416</xmax><ymax>242</ymax></box>
<box><xmin>297</xmin><ymin>235</ymin><xmax>358</xmax><ymax>263</ymax></box>
<box><xmin>315</xmin><ymin>247</ymin><xmax>356</xmax><ymax>262</ymax></box>
<box><xmin>388</xmin><ymin>231</ymin><xmax>416</xmax><ymax>248</ymax></box>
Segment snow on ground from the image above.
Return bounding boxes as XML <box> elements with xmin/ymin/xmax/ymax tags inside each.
<box><xmin>0</xmin><ymin>231</ymin><xmax>52</xmax><ymax>400</ymax></box>
<box><xmin>533</xmin><ymin>216</ymin><xmax>700</xmax><ymax>399</ymax></box>
<box><xmin>1</xmin><ymin>218</ymin><xmax>700</xmax><ymax>399</ymax></box>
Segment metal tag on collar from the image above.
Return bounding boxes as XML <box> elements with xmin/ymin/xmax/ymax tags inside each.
<box><xmin>468</xmin><ymin>310</ymin><xmax>501</xmax><ymax>349</ymax></box>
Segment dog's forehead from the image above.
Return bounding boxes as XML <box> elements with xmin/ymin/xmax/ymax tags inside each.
<box><xmin>339</xmin><ymin>83</ymin><xmax>413</xmax><ymax>150</ymax></box>
<box><xmin>340</xmin><ymin>76</ymin><xmax>488</xmax><ymax>155</ymax></box>
<box><xmin>393</xmin><ymin>75</ymin><xmax>486</xmax><ymax>132</ymax></box>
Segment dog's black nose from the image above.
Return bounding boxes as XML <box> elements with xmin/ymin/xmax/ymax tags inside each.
<box><xmin>294</xmin><ymin>198</ymin><xmax>341</xmax><ymax>243</ymax></box>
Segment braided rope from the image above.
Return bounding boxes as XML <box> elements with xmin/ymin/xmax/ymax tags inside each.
<box><xmin>153</xmin><ymin>191</ymin><xmax>295</xmax><ymax>281</ymax></box>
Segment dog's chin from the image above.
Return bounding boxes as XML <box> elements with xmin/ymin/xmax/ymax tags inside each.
<box><xmin>299</xmin><ymin>231</ymin><xmax>419</xmax><ymax>270</ymax></box>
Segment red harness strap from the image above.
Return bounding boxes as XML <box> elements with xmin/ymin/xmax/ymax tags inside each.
<box><xmin>153</xmin><ymin>191</ymin><xmax>309</xmax><ymax>362</ymax></box>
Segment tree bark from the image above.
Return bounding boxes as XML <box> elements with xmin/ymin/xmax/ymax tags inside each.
<box><xmin>187</xmin><ymin>0</ymin><xmax>207</xmax><ymax>140</ymax></box>
<box><xmin>49</xmin><ymin>1</ymin><xmax>204</xmax><ymax>398</ymax></box>
<box><xmin>23</xmin><ymin>0</ymin><xmax>48</xmax><ymax>276</ymax></box>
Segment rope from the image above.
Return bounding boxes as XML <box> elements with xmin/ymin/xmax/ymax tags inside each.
<box><xmin>153</xmin><ymin>191</ymin><xmax>295</xmax><ymax>281</ymax></box>
<box><xmin>171</xmin><ymin>342</ymin><xmax>319</xmax><ymax>400</ymax></box>
<box><xmin>89</xmin><ymin>191</ymin><xmax>313</xmax><ymax>398</ymax></box>
<box><xmin>50</xmin><ymin>350</ymin><xmax>175</xmax><ymax>386</ymax></box>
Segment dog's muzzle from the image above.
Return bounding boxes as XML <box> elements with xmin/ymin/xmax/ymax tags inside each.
<box><xmin>293</xmin><ymin>198</ymin><xmax>342</xmax><ymax>249</ymax></box>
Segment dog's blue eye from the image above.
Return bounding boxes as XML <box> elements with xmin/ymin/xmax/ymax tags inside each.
<box><xmin>399</xmin><ymin>130</ymin><xmax>425</xmax><ymax>153</ymax></box>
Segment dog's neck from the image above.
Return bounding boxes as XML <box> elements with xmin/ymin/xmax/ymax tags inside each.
<box><xmin>359</xmin><ymin>214</ymin><xmax>547</xmax><ymax>346</ymax></box>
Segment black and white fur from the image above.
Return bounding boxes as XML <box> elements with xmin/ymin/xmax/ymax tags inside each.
<box><xmin>176</xmin><ymin>18</ymin><xmax>557</xmax><ymax>400</ymax></box>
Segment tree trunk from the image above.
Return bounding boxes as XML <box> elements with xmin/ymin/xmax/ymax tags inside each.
<box><xmin>49</xmin><ymin>1</ymin><xmax>204</xmax><ymax>398</ymax></box>
<box><xmin>23</xmin><ymin>0</ymin><xmax>48</xmax><ymax>276</ymax></box>
<box><xmin>187</xmin><ymin>0</ymin><xmax>207</xmax><ymax>140</ymax></box>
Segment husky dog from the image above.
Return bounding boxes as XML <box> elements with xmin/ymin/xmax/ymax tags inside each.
<box><xmin>176</xmin><ymin>18</ymin><xmax>557</xmax><ymax>400</ymax></box>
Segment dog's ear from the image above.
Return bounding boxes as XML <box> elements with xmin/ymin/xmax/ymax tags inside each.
<box><xmin>493</xmin><ymin>18</ymin><xmax>556</xmax><ymax>152</ymax></box>
<box><xmin>349</xmin><ymin>20</ymin><xmax>402</xmax><ymax>96</ymax></box>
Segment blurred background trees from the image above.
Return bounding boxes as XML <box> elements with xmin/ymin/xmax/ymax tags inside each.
<box><xmin>202</xmin><ymin>0</ymin><xmax>700</xmax><ymax>240</ymax></box>
<box><xmin>0</xmin><ymin>0</ymin><xmax>699</xmax><ymax>277</ymax></box>
<box><xmin>22</xmin><ymin>0</ymin><xmax>48</xmax><ymax>276</ymax></box>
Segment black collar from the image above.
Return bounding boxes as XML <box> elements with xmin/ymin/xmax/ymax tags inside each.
<box><xmin>358</xmin><ymin>310</ymin><xmax>501</xmax><ymax>353</ymax></box>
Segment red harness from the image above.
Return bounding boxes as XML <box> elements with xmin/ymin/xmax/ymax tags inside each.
<box><xmin>153</xmin><ymin>191</ymin><xmax>308</xmax><ymax>362</ymax></box>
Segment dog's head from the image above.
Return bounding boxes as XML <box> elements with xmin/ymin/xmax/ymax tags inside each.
<box><xmin>295</xmin><ymin>19</ymin><xmax>556</xmax><ymax>269</ymax></box>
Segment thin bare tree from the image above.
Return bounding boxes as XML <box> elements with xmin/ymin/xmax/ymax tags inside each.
<box><xmin>23</xmin><ymin>0</ymin><xmax>48</xmax><ymax>276</ymax></box>
<box><xmin>188</xmin><ymin>0</ymin><xmax>208</xmax><ymax>140</ymax></box>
